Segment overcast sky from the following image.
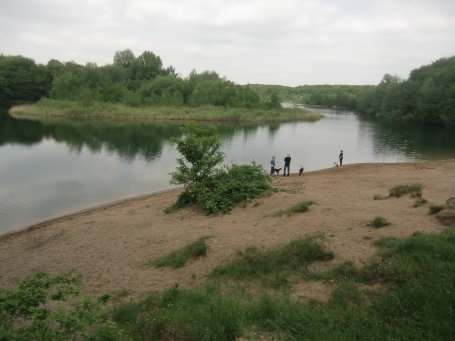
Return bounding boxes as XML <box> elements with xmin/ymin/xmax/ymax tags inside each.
<box><xmin>1</xmin><ymin>0</ymin><xmax>454</xmax><ymax>86</ymax></box>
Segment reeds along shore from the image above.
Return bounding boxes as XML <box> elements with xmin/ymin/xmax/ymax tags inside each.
<box><xmin>9</xmin><ymin>99</ymin><xmax>323</xmax><ymax>122</ymax></box>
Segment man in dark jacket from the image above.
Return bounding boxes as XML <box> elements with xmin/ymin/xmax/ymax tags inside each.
<box><xmin>284</xmin><ymin>154</ymin><xmax>291</xmax><ymax>176</ymax></box>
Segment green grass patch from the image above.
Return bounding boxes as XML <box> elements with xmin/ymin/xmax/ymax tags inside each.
<box><xmin>388</xmin><ymin>183</ymin><xmax>423</xmax><ymax>197</ymax></box>
<box><xmin>272</xmin><ymin>200</ymin><xmax>315</xmax><ymax>217</ymax></box>
<box><xmin>211</xmin><ymin>234</ymin><xmax>334</xmax><ymax>283</ymax></box>
<box><xmin>413</xmin><ymin>198</ymin><xmax>428</xmax><ymax>207</ymax></box>
<box><xmin>371</xmin><ymin>216</ymin><xmax>390</xmax><ymax>228</ymax></box>
<box><xmin>373</xmin><ymin>194</ymin><xmax>387</xmax><ymax>200</ymax></box>
<box><xmin>147</xmin><ymin>236</ymin><xmax>211</xmax><ymax>268</ymax></box>
<box><xmin>429</xmin><ymin>204</ymin><xmax>454</xmax><ymax>214</ymax></box>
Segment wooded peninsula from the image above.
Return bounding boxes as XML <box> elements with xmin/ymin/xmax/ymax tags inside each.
<box><xmin>1</xmin><ymin>50</ymin><xmax>454</xmax><ymax>126</ymax></box>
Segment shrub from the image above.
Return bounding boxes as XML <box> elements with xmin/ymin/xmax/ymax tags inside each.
<box><xmin>374</xmin><ymin>194</ymin><xmax>387</xmax><ymax>200</ymax></box>
<box><xmin>196</xmin><ymin>162</ymin><xmax>272</xmax><ymax>214</ymax></box>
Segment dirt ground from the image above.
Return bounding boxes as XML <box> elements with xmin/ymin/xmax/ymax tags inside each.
<box><xmin>1</xmin><ymin>160</ymin><xmax>454</xmax><ymax>302</ymax></box>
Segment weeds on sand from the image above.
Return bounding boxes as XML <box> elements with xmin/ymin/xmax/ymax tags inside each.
<box><xmin>388</xmin><ymin>183</ymin><xmax>423</xmax><ymax>198</ymax></box>
<box><xmin>374</xmin><ymin>194</ymin><xmax>387</xmax><ymax>200</ymax></box>
<box><xmin>272</xmin><ymin>200</ymin><xmax>315</xmax><ymax>217</ymax></box>
<box><xmin>145</xmin><ymin>236</ymin><xmax>211</xmax><ymax>268</ymax></box>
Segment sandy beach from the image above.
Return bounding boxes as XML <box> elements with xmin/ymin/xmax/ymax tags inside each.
<box><xmin>1</xmin><ymin>160</ymin><xmax>454</xmax><ymax>301</ymax></box>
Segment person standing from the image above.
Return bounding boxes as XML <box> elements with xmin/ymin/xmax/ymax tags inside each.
<box><xmin>339</xmin><ymin>150</ymin><xmax>344</xmax><ymax>166</ymax></box>
<box><xmin>270</xmin><ymin>156</ymin><xmax>276</xmax><ymax>175</ymax></box>
<box><xmin>283</xmin><ymin>154</ymin><xmax>291</xmax><ymax>176</ymax></box>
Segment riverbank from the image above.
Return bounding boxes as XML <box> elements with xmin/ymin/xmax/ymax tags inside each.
<box><xmin>1</xmin><ymin>160</ymin><xmax>454</xmax><ymax>301</ymax></box>
<box><xmin>9</xmin><ymin>98</ymin><xmax>322</xmax><ymax>122</ymax></box>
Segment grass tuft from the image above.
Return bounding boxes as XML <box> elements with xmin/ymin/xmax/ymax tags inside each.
<box><xmin>147</xmin><ymin>236</ymin><xmax>211</xmax><ymax>268</ymax></box>
<box><xmin>388</xmin><ymin>183</ymin><xmax>423</xmax><ymax>198</ymax></box>
<box><xmin>429</xmin><ymin>204</ymin><xmax>454</xmax><ymax>215</ymax></box>
<box><xmin>413</xmin><ymin>198</ymin><xmax>428</xmax><ymax>207</ymax></box>
<box><xmin>273</xmin><ymin>200</ymin><xmax>315</xmax><ymax>217</ymax></box>
<box><xmin>372</xmin><ymin>216</ymin><xmax>390</xmax><ymax>228</ymax></box>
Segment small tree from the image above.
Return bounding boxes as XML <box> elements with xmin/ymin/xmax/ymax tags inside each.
<box><xmin>168</xmin><ymin>123</ymin><xmax>271</xmax><ymax>214</ymax></box>
<box><xmin>169</xmin><ymin>123</ymin><xmax>225</xmax><ymax>197</ymax></box>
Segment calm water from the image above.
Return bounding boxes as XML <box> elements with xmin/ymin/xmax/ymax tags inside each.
<box><xmin>1</xmin><ymin>106</ymin><xmax>454</xmax><ymax>235</ymax></box>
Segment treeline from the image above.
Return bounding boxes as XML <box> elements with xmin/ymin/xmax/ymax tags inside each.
<box><xmin>357</xmin><ymin>56</ymin><xmax>455</xmax><ymax>127</ymax></box>
<box><xmin>249</xmin><ymin>84</ymin><xmax>373</xmax><ymax>108</ymax></box>
<box><xmin>0</xmin><ymin>49</ymin><xmax>280</xmax><ymax>110</ymax></box>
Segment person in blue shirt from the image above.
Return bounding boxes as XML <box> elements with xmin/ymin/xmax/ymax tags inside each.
<box><xmin>270</xmin><ymin>156</ymin><xmax>276</xmax><ymax>175</ymax></box>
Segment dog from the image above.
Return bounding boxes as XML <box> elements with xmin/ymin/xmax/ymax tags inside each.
<box><xmin>333</xmin><ymin>162</ymin><xmax>339</xmax><ymax>167</ymax></box>
<box><xmin>271</xmin><ymin>167</ymin><xmax>281</xmax><ymax>175</ymax></box>
<box><xmin>299</xmin><ymin>166</ymin><xmax>304</xmax><ymax>176</ymax></box>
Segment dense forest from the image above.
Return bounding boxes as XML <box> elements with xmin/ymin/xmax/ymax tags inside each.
<box><xmin>0</xmin><ymin>49</ymin><xmax>280</xmax><ymax>111</ymax></box>
<box><xmin>356</xmin><ymin>56</ymin><xmax>455</xmax><ymax>127</ymax></box>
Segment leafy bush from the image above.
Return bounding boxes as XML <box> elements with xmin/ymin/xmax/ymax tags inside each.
<box><xmin>196</xmin><ymin>162</ymin><xmax>272</xmax><ymax>214</ymax></box>
<box><xmin>0</xmin><ymin>270</ymin><xmax>124</xmax><ymax>341</ymax></box>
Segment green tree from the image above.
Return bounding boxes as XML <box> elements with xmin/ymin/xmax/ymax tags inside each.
<box><xmin>113</xmin><ymin>48</ymin><xmax>135</xmax><ymax>68</ymax></box>
<box><xmin>131</xmin><ymin>50</ymin><xmax>163</xmax><ymax>81</ymax></box>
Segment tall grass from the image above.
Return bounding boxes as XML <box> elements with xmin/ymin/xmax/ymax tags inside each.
<box><xmin>9</xmin><ymin>99</ymin><xmax>323</xmax><ymax>122</ymax></box>
<box><xmin>113</xmin><ymin>228</ymin><xmax>455</xmax><ymax>341</ymax></box>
